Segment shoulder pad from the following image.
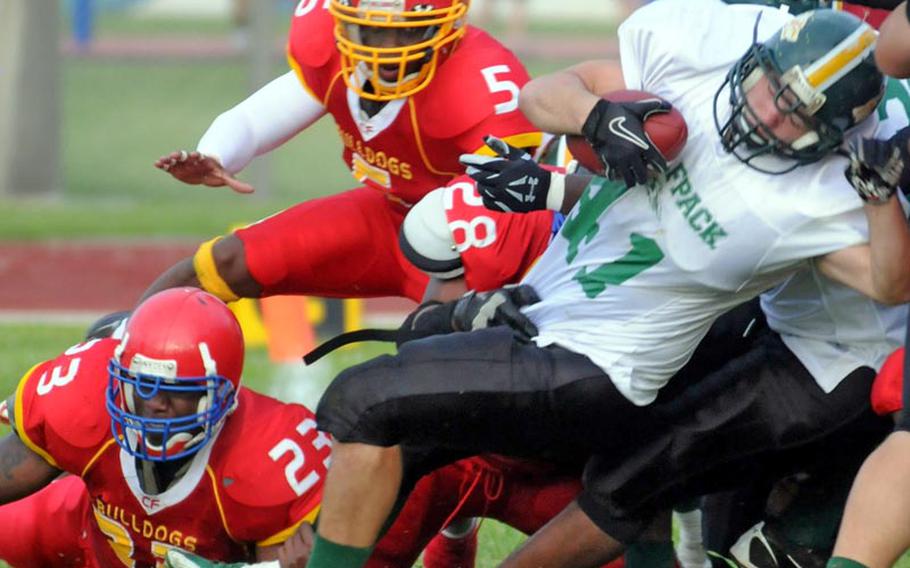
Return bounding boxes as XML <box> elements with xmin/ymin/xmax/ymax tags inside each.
<box><xmin>15</xmin><ymin>339</ymin><xmax>117</xmax><ymax>470</ymax></box>
<box><xmin>214</xmin><ymin>390</ymin><xmax>331</xmax><ymax>509</ymax></box>
<box><xmin>400</xmin><ymin>186</ymin><xmax>464</xmax><ymax>279</ymax></box>
<box><xmin>286</xmin><ymin>3</ymin><xmax>336</xmax><ymax>71</ymax></box>
<box><xmin>416</xmin><ymin>28</ymin><xmax>531</xmax><ymax>140</ymax></box>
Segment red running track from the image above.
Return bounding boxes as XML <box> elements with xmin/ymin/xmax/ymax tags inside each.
<box><xmin>0</xmin><ymin>241</ymin><xmax>414</xmax><ymax>316</ymax></box>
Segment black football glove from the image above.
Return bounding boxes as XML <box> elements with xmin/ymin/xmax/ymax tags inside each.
<box><xmin>845</xmin><ymin>126</ymin><xmax>910</xmax><ymax>204</ymax></box>
<box><xmin>303</xmin><ymin>286</ymin><xmax>542</xmax><ymax>361</ymax></box>
<box><xmin>397</xmin><ymin>284</ymin><xmax>541</xmax><ymax>345</ymax></box>
<box><xmin>460</xmin><ymin>136</ymin><xmax>561</xmax><ymax>213</ymax></box>
<box><xmin>582</xmin><ymin>98</ymin><xmax>671</xmax><ymax>188</ymax></box>
<box><xmin>452</xmin><ymin>284</ymin><xmax>541</xmax><ymax>341</ymax></box>
<box><xmin>396</xmin><ymin>300</ymin><xmax>453</xmax><ymax>347</ymax></box>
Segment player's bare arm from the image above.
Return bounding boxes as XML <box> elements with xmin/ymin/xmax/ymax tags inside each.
<box><xmin>518</xmin><ymin>60</ymin><xmax>625</xmax><ymax>134</ymax></box>
<box><xmin>816</xmin><ymin>195</ymin><xmax>910</xmax><ymax>304</ymax></box>
<box><xmin>820</xmin><ymin>127</ymin><xmax>910</xmax><ymax>303</ymax></box>
<box><xmin>0</xmin><ymin>433</ymin><xmax>62</xmax><ymax>504</ymax></box>
<box><xmin>875</xmin><ymin>2</ymin><xmax>910</xmax><ymax>78</ymax></box>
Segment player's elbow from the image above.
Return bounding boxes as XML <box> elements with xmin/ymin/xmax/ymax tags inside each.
<box><xmin>871</xmin><ymin>278</ymin><xmax>910</xmax><ymax>305</ymax></box>
<box><xmin>518</xmin><ymin>80</ymin><xmax>550</xmax><ymax>128</ymax></box>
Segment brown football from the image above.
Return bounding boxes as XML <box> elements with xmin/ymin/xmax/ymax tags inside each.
<box><xmin>566</xmin><ymin>89</ymin><xmax>688</xmax><ymax>176</ymax></box>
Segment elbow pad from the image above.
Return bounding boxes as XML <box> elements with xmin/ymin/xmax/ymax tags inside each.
<box><xmin>399</xmin><ymin>188</ymin><xmax>464</xmax><ymax>280</ymax></box>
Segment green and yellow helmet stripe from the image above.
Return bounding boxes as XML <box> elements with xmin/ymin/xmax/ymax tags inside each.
<box><xmin>804</xmin><ymin>25</ymin><xmax>876</xmax><ymax>93</ymax></box>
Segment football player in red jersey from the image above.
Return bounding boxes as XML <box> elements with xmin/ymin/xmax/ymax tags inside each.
<box><xmin>143</xmin><ymin>0</ymin><xmax>541</xmax><ymax>306</ymax></box>
<box><xmin>0</xmin><ymin>289</ymin><xmax>520</xmax><ymax>568</ymax></box>
<box><xmin>0</xmin><ymin>288</ymin><xmax>331</xmax><ymax>567</ymax></box>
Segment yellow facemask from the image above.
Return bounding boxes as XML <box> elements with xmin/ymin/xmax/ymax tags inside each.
<box><xmin>330</xmin><ymin>0</ymin><xmax>469</xmax><ymax>101</ymax></box>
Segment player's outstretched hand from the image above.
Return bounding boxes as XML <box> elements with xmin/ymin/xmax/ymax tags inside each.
<box><xmin>154</xmin><ymin>150</ymin><xmax>255</xmax><ymax>194</ymax></box>
<box><xmin>582</xmin><ymin>98</ymin><xmax>671</xmax><ymax>188</ymax></box>
<box><xmin>845</xmin><ymin>126</ymin><xmax>910</xmax><ymax>204</ymax></box>
<box><xmin>164</xmin><ymin>549</ymin><xmax>275</xmax><ymax>567</ymax></box>
<box><xmin>452</xmin><ymin>284</ymin><xmax>541</xmax><ymax>342</ymax></box>
<box><xmin>0</xmin><ymin>398</ymin><xmax>9</xmax><ymax>426</ymax></box>
<box><xmin>460</xmin><ymin>135</ymin><xmax>561</xmax><ymax>213</ymax></box>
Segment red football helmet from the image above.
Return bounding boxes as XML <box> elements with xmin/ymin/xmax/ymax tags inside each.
<box><xmin>330</xmin><ymin>0</ymin><xmax>470</xmax><ymax>101</ymax></box>
<box><xmin>106</xmin><ymin>288</ymin><xmax>244</xmax><ymax>462</ymax></box>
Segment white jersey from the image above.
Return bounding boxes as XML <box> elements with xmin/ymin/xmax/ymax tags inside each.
<box><xmin>761</xmin><ymin>77</ymin><xmax>910</xmax><ymax>391</ymax></box>
<box><xmin>522</xmin><ymin>0</ymin><xmax>871</xmax><ymax>406</ymax></box>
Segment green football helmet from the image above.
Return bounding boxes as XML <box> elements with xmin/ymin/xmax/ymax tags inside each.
<box><xmin>713</xmin><ymin>9</ymin><xmax>884</xmax><ymax>173</ymax></box>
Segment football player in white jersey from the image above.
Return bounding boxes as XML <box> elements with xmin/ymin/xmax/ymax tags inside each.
<box><xmin>466</xmin><ymin>74</ymin><xmax>910</xmax><ymax>564</ymax></box>
<box><xmin>301</xmin><ymin>4</ymin><xmax>910</xmax><ymax>568</ymax></box>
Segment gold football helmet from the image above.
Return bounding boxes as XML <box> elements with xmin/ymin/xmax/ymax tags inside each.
<box><xmin>330</xmin><ymin>0</ymin><xmax>470</xmax><ymax>101</ymax></box>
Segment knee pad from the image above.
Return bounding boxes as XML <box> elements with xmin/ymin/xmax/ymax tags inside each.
<box><xmin>192</xmin><ymin>237</ymin><xmax>240</xmax><ymax>302</ymax></box>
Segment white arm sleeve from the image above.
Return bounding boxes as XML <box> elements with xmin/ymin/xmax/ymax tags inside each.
<box><xmin>196</xmin><ymin>71</ymin><xmax>327</xmax><ymax>174</ymax></box>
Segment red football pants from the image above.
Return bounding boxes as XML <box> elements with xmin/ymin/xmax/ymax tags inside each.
<box><xmin>235</xmin><ymin>187</ymin><xmax>429</xmax><ymax>302</ymax></box>
<box><xmin>370</xmin><ymin>456</ymin><xmax>584</xmax><ymax>568</ymax></box>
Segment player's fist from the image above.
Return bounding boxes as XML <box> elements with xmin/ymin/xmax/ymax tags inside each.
<box><xmin>452</xmin><ymin>284</ymin><xmax>541</xmax><ymax>342</ymax></box>
<box><xmin>846</xmin><ymin>126</ymin><xmax>910</xmax><ymax>204</ymax></box>
<box><xmin>397</xmin><ymin>284</ymin><xmax>541</xmax><ymax>345</ymax></box>
<box><xmin>460</xmin><ymin>135</ymin><xmax>563</xmax><ymax>213</ymax></box>
<box><xmin>154</xmin><ymin>150</ymin><xmax>255</xmax><ymax>194</ymax></box>
<box><xmin>582</xmin><ymin>98</ymin><xmax>671</xmax><ymax>187</ymax></box>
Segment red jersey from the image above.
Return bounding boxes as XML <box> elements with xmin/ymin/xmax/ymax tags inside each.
<box><xmin>286</xmin><ymin>5</ymin><xmax>541</xmax><ymax>206</ymax></box>
<box><xmin>441</xmin><ymin>176</ymin><xmax>560</xmax><ymax>291</ymax></box>
<box><xmin>13</xmin><ymin>339</ymin><xmax>330</xmax><ymax>568</ymax></box>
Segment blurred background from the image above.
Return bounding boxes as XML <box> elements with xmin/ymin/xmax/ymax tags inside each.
<box><xmin>0</xmin><ymin>2</ymin><xmax>637</xmax><ymax>564</ymax></box>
